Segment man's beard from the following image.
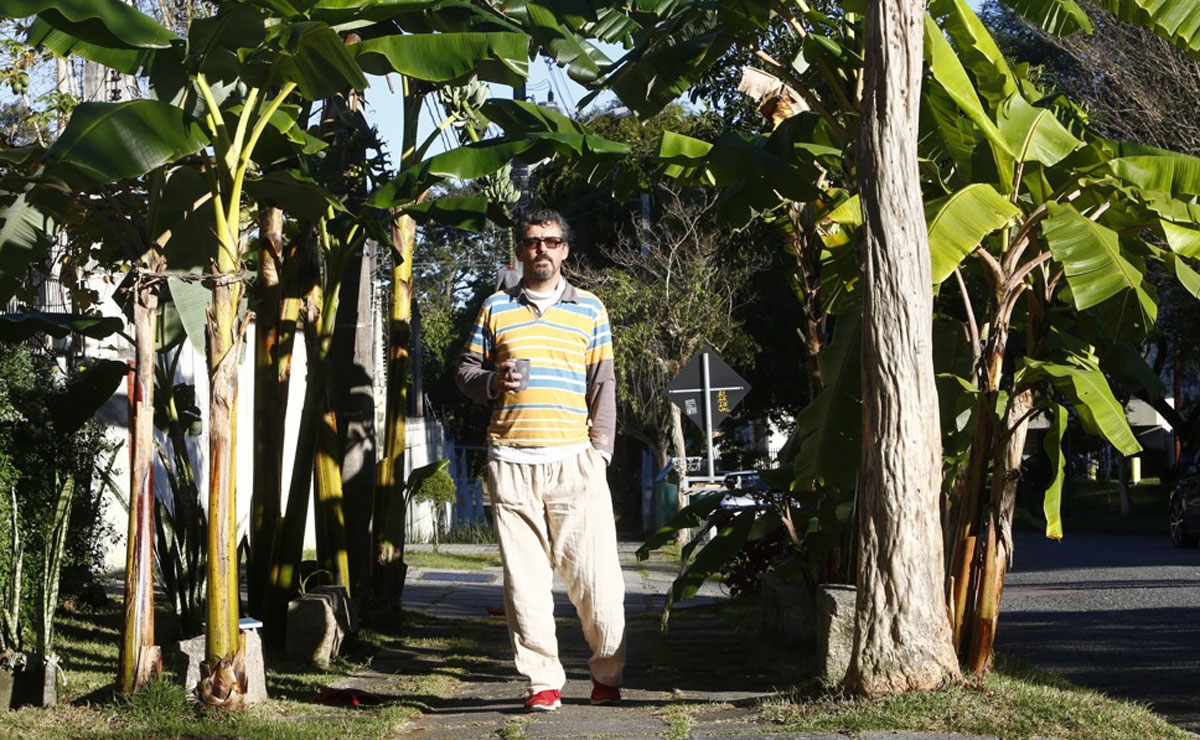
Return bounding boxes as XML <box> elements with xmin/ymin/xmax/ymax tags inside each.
<box><xmin>532</xmin><ymin>263</ymin><xmax>554</xmax><ymax>282</ymax></box>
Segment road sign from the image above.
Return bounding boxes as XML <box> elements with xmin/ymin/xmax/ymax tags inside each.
<box><xmin>666</xmin><ymin>344</ymin><xmax>750</xmax><ymax>430</ymax></box>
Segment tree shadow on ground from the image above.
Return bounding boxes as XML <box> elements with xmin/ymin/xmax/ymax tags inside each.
<box><xmin>349</xmin><ymin>597</ymin><xmax>821</xmax><ymax>716</ymax></box>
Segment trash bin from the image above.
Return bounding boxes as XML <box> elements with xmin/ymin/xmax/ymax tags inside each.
<box><xmin>654</xmin><ymin>480</ymin><xmax>679</xmax><ymax>531</ymax></box>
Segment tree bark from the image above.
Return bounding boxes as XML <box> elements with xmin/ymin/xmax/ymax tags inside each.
<box><xmin>844</xmin><ymin>0</ymin><xmax>961</xmax><ymax>697</ymax></box>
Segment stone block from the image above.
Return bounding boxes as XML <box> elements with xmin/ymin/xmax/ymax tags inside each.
<box><xmin>287</xmin><ymin>591</ymin><xmax>345</xmax><ymax>667</ymax></box>
<box><xmin>816</xmin><ymin>583</ymin><xmax>856</xmax><ymax>683</ymax></box>
<box><xmin>760</xmin><ymin>573</ymin><xmax>816</xmax><ymax>648</ymax></box>
<box><xmin>175</xmin><ymin>629</ymin><xmax>268</xmax><ymax>705</ymax></box>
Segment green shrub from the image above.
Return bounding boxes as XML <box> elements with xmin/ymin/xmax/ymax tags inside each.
<box><xmin>412</xmin><ymin>466</ymin><xmax>457</xmax><ymax>550</ymax></box>
<box><xmin>0</xmin><ymin>346</ymin><xmax>113</xmax><ymax>652</ymax></box>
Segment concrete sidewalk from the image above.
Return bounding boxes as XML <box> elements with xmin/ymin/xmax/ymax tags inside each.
<box><xmin>399</xmin><ymin>541</ymin><xmax>725</xmax><ymax>619</ymax></box>
<box><xmin>333</xmin><ymin>542</ymin><xmax>1007</xmax><ymax>740</ymax></box>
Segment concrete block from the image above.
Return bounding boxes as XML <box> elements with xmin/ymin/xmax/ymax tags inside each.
<box><xmin>308</xmin><ymin>585</ymin><xmax>358</xmax><ymax>634</ymax></box>
<box><xmin>287</xmin><ymin>591</ymin><xmax>345</xmax><ymax>667</ymax></box>
<box><xmin>176</xmin><ymin>629</ymin><xmax>267</xmax><ymax>705</ymax></box>
<box><xmin>816</xmin><ymin>583</ymin><xmax>856</xmax><ymax>683</ymax></box>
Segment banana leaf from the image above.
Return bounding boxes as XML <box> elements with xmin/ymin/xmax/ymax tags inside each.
<box><xmin>355</xmin><ymin>32</ymin><xmax>528</xmax><ymax>86</ymax></box>
<box><xmin>1041</xmin><ymin>202</ymin><xmax>1157</xmax><ymax>322</ymax></box>
<box><xmin>6</xmin><ymin>0</ymin><xmax>177</xmax><ymax>49</ymax></box>
<box><xmin>0</xmin><ymin>189</ymin><xmax>56</xmax><ymax>305</ymax></box>
<box><xmin>1020</xmin><ymin>356</ymin><xmax>1141</xmax><ymax>456</ymax></box>
<box><xmin>1042</xmin><ymin>402</ymin><xmax>1068</xmax><ymax>540</ymax></box>
<box><xmin>0</xmin><ymin>312</ymin><xmax>124</xmax><ymax>342</ymax></box>
<box><xmin>999</xmin><ymin>0</ymin><xmax>1094</xmax><ymax>35</ymax></box>
<box><xmin>926</xmin><ymin>183</ymin><xmax>1019</xmax><ymax>283</ymax></box>
<box><xmin>47</xmin><ymin>101</ymin><xmax>208</xmax><ymax>185</ymax></box>
<box><xmin>1101</xmin><ymin>0</ymin><xmax>1200</xmax><ymax>58</ymax></box>
<box><xmin>47</xmin><ymin>359</ymin><xmax>130</xmax><ymax>434</ymax></box>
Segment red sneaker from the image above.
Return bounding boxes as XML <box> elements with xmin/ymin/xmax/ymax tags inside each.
<box><xmin>524</xmin><ymin>689</ymin><xmax>562</xmax><ymax>712</ymax></box>
<box><xmin>590</xmin><ymin>680</ymin><xmax>621</xmax><ymax>706</ymax></box>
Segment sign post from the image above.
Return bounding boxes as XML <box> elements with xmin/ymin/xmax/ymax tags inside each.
<box><xmin>666</xmin><ymin>344</ymin><xmax>750</xmax><ymax>482</ymax></box>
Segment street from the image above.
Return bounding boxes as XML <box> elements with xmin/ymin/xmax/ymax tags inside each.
<box><xmin>1000</xmin><ymin>529</ymin><xmax>1200</xmax><ymax>732</ymax></box>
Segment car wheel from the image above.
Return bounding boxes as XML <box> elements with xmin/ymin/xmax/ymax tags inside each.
<box><xmin>1170</xmin><ymin>495</ymin><xmax>1198</xmax><ymax>548</ymax></box>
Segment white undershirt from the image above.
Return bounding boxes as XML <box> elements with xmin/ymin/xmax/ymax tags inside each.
<box><xmin>523</xmin><ymin>278</ymin><xmax>566</xmax><ymax>316</ymax></box>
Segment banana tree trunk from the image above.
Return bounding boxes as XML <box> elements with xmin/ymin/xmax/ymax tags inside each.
<box><xmin>249</xmin><ymin>206</ymin><xmax>286</xmax><ymax>616</ymax></box>
<box><xmin>947</xmin><ymin>324</ymin><xmax>1007</xmax><ymax>653</ymax></box>
<box><xmin>118</xmin><ymin>266</ymin><xmax>163</xmax><ymax>695</ymax></box>
<box><xmin>311</xmin><ymin>275</ymin><xmax>350</xmax><ymax>593</ymax></box>
<box><xmin>964</xmin><ymin>387</ymin><xmax>1033</xmax><ymax>673</ymax></box>
<box><xmin>205</xmin><ymin>276</ymin><xmax>243</xmax><ymax>664</ymax></box>
<box><xmin>373</xmin><ymin>211</ymin><xmax>415</xmax><ymax>607</ymax></box>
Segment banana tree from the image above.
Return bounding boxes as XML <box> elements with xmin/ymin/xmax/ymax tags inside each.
<box><xmin>2</xmin><ymin>0</ymin><xmax>373</xmax><ymax>701</ymax></box>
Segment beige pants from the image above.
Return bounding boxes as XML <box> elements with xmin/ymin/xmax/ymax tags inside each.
<box><xmin>487</xmin><ymin>448</ymin><xmax>626</xmax><ymax>694</ymax></box>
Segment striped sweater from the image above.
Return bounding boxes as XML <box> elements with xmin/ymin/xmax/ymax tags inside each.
<box><xmin>455</xmin><ymin>279</ymin><xmax>616</xmax><ymax>454</ymax></box>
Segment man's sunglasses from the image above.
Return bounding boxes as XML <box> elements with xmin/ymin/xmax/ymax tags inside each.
<box><xmin>520</xmin><ymin>236</ymin><xmax>566</xmax><ymax>250</ymax></box>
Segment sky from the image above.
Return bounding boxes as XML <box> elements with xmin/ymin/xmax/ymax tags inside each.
<box><xmin>364</xmin><ymin>44</ymin><xmax>621</xmax><ymax>166</ymax></box>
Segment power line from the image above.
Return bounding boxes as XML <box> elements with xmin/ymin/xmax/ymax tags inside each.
<box><xmin>545</xmin><ymin>59</ymin><xmax>578</xmax><ymax>113</ymax></box>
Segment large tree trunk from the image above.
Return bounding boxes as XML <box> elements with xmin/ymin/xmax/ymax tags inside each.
<box><xmin>118</xmin><ymin>266</ymin><xmax>163</xmax><ymax>695</ymax></box>
<box><xmin>844</xmin><ymin>0</ymin><xmax>961</xmax><ymax>697</ymax></box>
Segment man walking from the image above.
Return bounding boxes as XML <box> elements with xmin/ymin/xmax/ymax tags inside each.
<box><xmin>455</xmin><ymin>207</ymin><xmax>626</xmax><ymax>712</ymax></box>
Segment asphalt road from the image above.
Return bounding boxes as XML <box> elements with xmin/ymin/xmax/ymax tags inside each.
<box><xmin>999</xmin><ymin>529</ymin><xmax>1200</xmax><ymax>733</ymax></box>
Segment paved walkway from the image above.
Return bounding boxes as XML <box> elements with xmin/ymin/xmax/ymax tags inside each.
<box><xmin>328</xmin><ymin>542</ymin><xmax>1005</xmax><ymax>740</ymax></box>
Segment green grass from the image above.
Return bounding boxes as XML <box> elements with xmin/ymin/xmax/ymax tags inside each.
<box><xmin>404</xmin><ymin>551</ymin><xmax>501</xmax><ymax>570</ymax></box>
<box><xmin>0</xmin><ymin>599</ymin><xmax>453</xmax><ymax>740</ymax></box>
<box><xmin>759</xmin><ymin>653</ymin><xmax>1189</xmax><ymax>740</ymax></box>
<box><xmin>440</xmin><ymin>522</ymin><xmax>497</xmax><ymax>545</ymax></box>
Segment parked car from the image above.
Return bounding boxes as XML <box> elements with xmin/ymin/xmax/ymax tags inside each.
<box><xmin>718</xmin><ymin>471</ymin><xmax>771</xmax><ymax>510</ymax></box>
<box><xmin>1169</xmin><ymin>462</ymin><xmax>1200</xmax><ymax>547</ymax></box>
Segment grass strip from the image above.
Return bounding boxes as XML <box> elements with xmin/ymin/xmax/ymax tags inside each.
<box><xmin>760</xmin><ymin>654</ymin><xmax>1190</xmax><ymax>740</ymax></box>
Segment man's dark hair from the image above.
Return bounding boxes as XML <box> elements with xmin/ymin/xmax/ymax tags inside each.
<box><xmin>513</xmin><ymin>206</ymin><xmax>572</xmax><ymax>245</ymax></box>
